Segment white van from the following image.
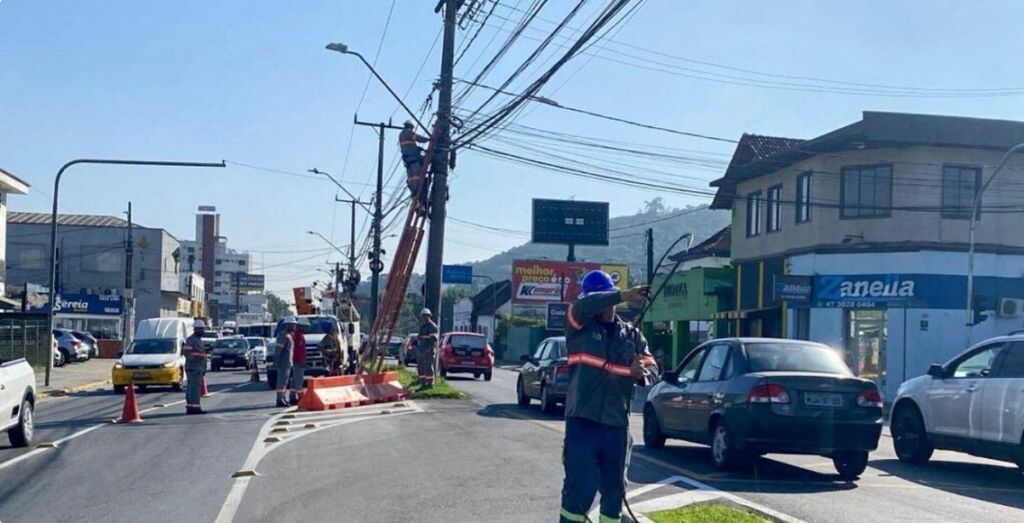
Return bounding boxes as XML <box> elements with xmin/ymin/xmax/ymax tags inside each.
<box><xmin>112</xmin><ymin>318</ymin><xmax>191</xmax><ymax>393</ymax></box>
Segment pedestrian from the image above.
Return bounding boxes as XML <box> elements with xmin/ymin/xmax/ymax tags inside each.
<box><xmin>319</xmin><ymin>321</ymin><xmax>345</xmax><ymax>376</ymax></box>
<box><xmin>416</xmin><ymin>308</ymin><xmax>438</xmax><ymax>389</ymax></box>
<box><xmin>290</xmin><ymin>317</ymin><xmax>309</xmax><ymax>405</ymax></box>
<box><xmin>184</xmin><ymin>319</ymin><xmax>210</xmax><ymax>415</ymax></box>
<box><xmin>399</xmin><ymin>120</ymin><xmax>431</xmax><ymax>211</ymax></box>
<box><xmin>275</xmin><ymin>316</ymin><xmax>297</xmax><ymax>408</ymax></box>
<box><xmin>558</xmin><ymin>271</ymin><xmax>658</xmax><ymax>523</ymax></box>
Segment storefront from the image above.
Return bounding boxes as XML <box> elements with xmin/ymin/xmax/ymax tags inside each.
<box><xmin>31</xmin><ymin>292</ymin><xmax>125</xmax><ymax>339</ymax></box>
<box><xmin>642</xmin><ymin>267</ymin><xmax>734</xmax><ymax>369</ymax></box>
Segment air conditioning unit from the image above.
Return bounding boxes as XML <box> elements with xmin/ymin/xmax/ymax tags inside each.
<box><xmin>997</xmin><ymin>298</ymin><xmax>1024</xmax><ymax>318</ymax></box>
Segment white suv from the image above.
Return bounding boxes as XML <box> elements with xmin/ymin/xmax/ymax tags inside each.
<box><xmin>1</xmin><ymin>357</ymin><xmax>36</xmax><ymax>447</ymax></box>
<box><xmin>891</xmin><ymin>334</ymin><xmax>1024</xmax><ymax>470</ymax></box>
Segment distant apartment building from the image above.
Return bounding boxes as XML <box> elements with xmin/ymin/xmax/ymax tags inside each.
<box><xmin>0</xmin><ymin>167</ymin><xmax>30</xmax><ymax>305</ymax></box>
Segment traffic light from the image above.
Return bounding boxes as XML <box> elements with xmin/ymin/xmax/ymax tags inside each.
<box><xmin>971</xmin><ymin>294</ymin><xmax>987</xmax><ymax>326</ymax></box>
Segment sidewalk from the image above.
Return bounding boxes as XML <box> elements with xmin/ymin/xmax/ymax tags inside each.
<box><xmin>35</xmin><ymin>358</ymin><xmax>113</xmax><ymax>399</ymax></box>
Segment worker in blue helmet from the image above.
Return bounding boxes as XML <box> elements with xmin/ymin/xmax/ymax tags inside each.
<box><xmin>559</xmin><ymin>270</ymin><xmax>658</xmax><ymax>523</ymax></box>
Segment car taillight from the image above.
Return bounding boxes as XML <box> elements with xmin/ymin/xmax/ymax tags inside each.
<box><xmin>748</xmin><ymin>384</ymin><xmax>790</xmax><ymax>404</ymax></box>
<box><xmin>484</xmin><ymin>345</ymin><xmax>494</xmax><ymax>357</ymax></box>
<box><xmin>857</xmin><ymin>389</ymin><xmax>883</xmax><ymax>408</ymax></box>
<box><xmin>555</xmin><ymin>364</ymin><xmax>569</xmax><ymax>374</ymax></box>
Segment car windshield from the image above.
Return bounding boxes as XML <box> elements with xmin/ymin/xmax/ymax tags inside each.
<box><xmin>298</xmin><ymin>317</ymin><xmax>336</xmax><ymax>335</ymax></box>
<box><xmin>245</xmin><ymin>338</ymin><xmax>265</xmax><ymax>348</ymax></box>
<box><xmin>745</xmin><ymin>343</ymin><xmax>852</xmax><ymax>375</ymax></box>
<box><xmin>451</xmin><ymin>335</ymin><xmax>486</xmax><ymax>349</ymax></box>
<box><xmin>200</xmin><ymin>332</ymin><xmax>219</xmax><ymax>339</ymax></box>
<box><xmin>127</xmin><ymin>339</ymin><xmax>177</xmax><ymax>355</ymax></box>
<box><xmin>214</xmin><ymin>339</ymin><xmax>248</xmax><ymax>350</ymax></box>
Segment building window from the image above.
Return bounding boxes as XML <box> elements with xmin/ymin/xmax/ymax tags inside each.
<box><xmin>215</xmin><ymin>282</ymin><xmax>222</xmax><ymax>288</ymax></box>
<box><xmin>239</xmin><ymin>260</ymin><xmax>247</xmax><ymax>266</ymax></box>
<box><xmin>215</xmin><ymin>259</ymin><xmax>222</xmax><ymax>265</ymax></box>
<box><xmin>746</xmin><ymin>191</ymin><xmax>762</xmax><ymax>237</ymax></box>
<box><xmin>215</xmin><ymin>271</ymin><xmax>222</xmax><ymax>276</ymax></box>
<box><xmin>942</xmin><ymin>164</ymin><xmax>982</xmax><ymax>219</ymax></box>
<box><xmin>796</xmin><ymin>172</ymin><xmax>812</xmax><ymax>223</ymax></box>
<box><xmin>187</xmin><ymin>247</ymin><xmax>194</xmax><ymax>252</ymax></box>
<box><xmin>766</xmin><ymin>185</ymin><xmax>782</xmax><ymax>232</ymax></box>
<box><xmin>841</xmin><ymin>164</ymin><xmax>892</xmax><ymax>218</ymax></box>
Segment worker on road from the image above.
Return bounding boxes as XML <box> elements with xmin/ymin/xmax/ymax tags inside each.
<box><xmin>558</xmin><ymin>271</ymin><xmax>658</xmax><ymax>523</ymax></box>
<box><xmin>417</xmin><ymin>308</ymin><xmax>439</xmax><ymax>389</ymax></box>
<box><xmin>400</xmin><ymin>120</ymin><xmax>431</xmax><ymax>211</ymax></box>
<box><xmin>290</xmin><ymin>317</ymin><xmax>309</xmax><ymax>405</ymax></box>
<box><xmin>184</xmin><ymin>320</ymin><xmax>210</xmax><ymax>415</ymax></box>
<box><xmin>319</xmin><ymin>321</ymin><xmax>345</xmax><ymax>376</ymax></box>
<box><xmin>275</xmin><ymin>316</ymin><xmax>297</xmax><ymax>407</ymax></box>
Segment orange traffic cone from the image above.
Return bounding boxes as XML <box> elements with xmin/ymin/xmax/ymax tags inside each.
<box><xmin>200</xmin><ymin>375</ymin><xmax>211</xmax><ymax>398</ymax></box>
<box><xmin>119</xmin><ymin>380</ymin><xmax>143</xmax><ymax>424</ymax></box>
<box><xmin>250</xmin><ymin>358</ymin><xmax>261</xmax><ymax>383</ymax></box>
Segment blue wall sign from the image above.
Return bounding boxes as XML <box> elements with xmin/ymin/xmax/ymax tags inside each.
<box><xmin>442</xmin><ymin>265</ymin><xmax>474</xmax><ymax>285</ymax></box>
<box><xmin>806</xmin><ymin>273</ymin><xmax>1024</xmax><ymax>309</ymax></box>
<box><xmin>32</xmin><ymin>293</ymin><xmax>124</xmax><ymax>316</ymax></box>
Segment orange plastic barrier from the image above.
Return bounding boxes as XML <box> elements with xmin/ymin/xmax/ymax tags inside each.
<box><xmin>297</xmin><ymin>371</ymin><xmax>408</xmax><ymax>411</ymax></box>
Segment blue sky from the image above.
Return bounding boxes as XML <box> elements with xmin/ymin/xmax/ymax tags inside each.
<box><xmin>2</xmin><ymin>0</ymin><xmax>1024</xmax><ymax>294</ymax></box>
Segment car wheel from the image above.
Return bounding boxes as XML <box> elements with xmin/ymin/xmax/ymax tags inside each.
<box><xmin>172</xmin><ymin>373</ymin><xmax>184</xmax><ymax>393</ymax></box>
<box><xmin>541</xmin><ymin>383</ymin><xmax>558</xmax><ymax>415</ymax></box>
<box><xmin>138</xmin><ymin>385</ymin><xmax>148</xmax><ymax>392</ymax></box>
<box><xmin>833</xmin><ymin>450</ymin><xmax>869</xmax><ymax>481</ymax></box>
<box><xmin>439</xmin><ymin>365</ymin><xmax>447</xmax><ymax>379</ymax></box>
<box><xmin>473</xmin><ymin>372</ymin><xmax>482</xmax><ymax>379</ymax></box>
<box><xmin>643</xmin><ymin>404</ymin><xmax>666</xmax><ymax>450</ymax></box>
<box><xmin>484</xmin><ymin>370</ymin><xmax>492</xmax><ymax>382</ymax></box>
<box><xmin>516</xmin><ymin>377</ymin><xmax>531</xmax><ymax>407</ymax></box>
<box><xmin>114</xmin><ymin>385</ymin><xmax>126</xmax><ymax>395</ymax></box>
<box><xmin>212</xmin><ymin>365</ymin><xmax>220</xmax><ymax>373</ymax></box>
<box><xmin>711</xmin><ymin>420</ymin><xmax>746</xmax><ymax>470</ymax></box>
<box><xmin>892</xmin><ymin>405</ymin><xmax>933</xmax><ymax>465</ymax></box>
<box><xmin>8</xmin><ymin>399</ymin><xmax>34</xmax><ymax>448</ymax></box>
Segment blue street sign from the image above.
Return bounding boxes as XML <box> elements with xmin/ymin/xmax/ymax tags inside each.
<box><xmin>442</xmin><ymin>265</ymin><xmax>474</xmax><ymax>285</ymax></box>
<box><xmin>546</xmin><ymin>302</ymin><xmax>569</xmax><ymax>331</ymax></box>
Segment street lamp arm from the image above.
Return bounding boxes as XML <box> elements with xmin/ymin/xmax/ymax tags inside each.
<box><xmin>324</xmin><ymin>44</ymin><xmax>428</xmax><ymax>132</ymax></box>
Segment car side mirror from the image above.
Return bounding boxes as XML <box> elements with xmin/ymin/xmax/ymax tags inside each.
<box><xmin>520</xmin><ymin>354</ymin><xmax>532</xmax><ymax>363</ymax></box>
<box><xmin>926</xmin><ymin>364</ymin><xmax>945</xmax><ymax>379</ymax></box>
<box><xmin>661</xmin><ymin>370</ymin><xmax>679</xmax><ymax>384</ymax></box>
<box><xmin>116</xmin><ymin>351</ymin><xmax>124</xmax><ymax>358</ymax></box>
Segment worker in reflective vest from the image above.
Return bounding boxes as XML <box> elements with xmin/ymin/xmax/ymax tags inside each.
<box><xmin>417</xmin><ymin>308</ymin><xmax>439</xmax><ymax>389</ymax></box>
<box><xmin>399</xmin><ymin>120</ymin><xmax>431</xmax><ymax>210</ymax></box>
<box><xmin>559</xmin><ymin>271</ymin><xmax>658</xmax><ymax>523</ymax></box>
<box><xmin>184</xmin><ymin>320</ymin><xmax>210</xmax><ymax>415</ymax></box>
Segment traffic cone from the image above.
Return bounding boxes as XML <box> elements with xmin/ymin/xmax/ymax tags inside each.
<box><xmin>119</xmin><ymin>380</ymin><xmax>143</xmax><ymax>424</ymax></box>
<box><xmin>250</xmin><ymin>358</ymin><xmax>261</xmax><ymax>383</ymax></box>
<box><xmin>200</xmin><ymin>375</ymin><xmax>211</xmax><ymax>398</ymax></box>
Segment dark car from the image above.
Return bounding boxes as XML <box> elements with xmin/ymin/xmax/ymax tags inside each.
<box><xmin>402</xmin><ymin>333</ymin><xmax>418</xmax><ymax>365</ymax></box>
<box><xmin>210</xmin><ymin>337</ymin><xmax>251</xmax><ymax>371</ymax></box>
<box><xmin>72</xmin><ymin>330</ymin><xmax>99</xmax><ymax>358</ymax></box>
<box><xmin>643</xmin><ymin>338</ymin><xmax>883</xmax><ymax>481</ymax></box>
<box><xmin>517</xmin><ymin>336</ymin><xmax>570</xmax><ymax>414</ymax></box>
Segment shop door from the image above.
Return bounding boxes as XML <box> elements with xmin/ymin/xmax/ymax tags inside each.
<box><xmin>844</xmin><ymin>310</ymin><xmax>887</xmax><ymax>392</ymax></box>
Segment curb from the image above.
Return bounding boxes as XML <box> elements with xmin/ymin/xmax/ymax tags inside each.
<box><xmin>37</xmin><ymin>378</ymin><xmax>112</xmax><ymax>400</ymax></box>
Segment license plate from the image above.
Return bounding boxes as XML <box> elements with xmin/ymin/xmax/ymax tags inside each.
<box><xmin>804</xmin><ymin>392</ymin><xmax>843</xmax><ymax>408</ymax></box>
<box><xmin>133</xmin><ymin>372</ymin><xmax>151</xmax><ymax>380</ymax></box>
<box><xmin>462</xmin><ymin>360</ymin><xmax>476</xmax><ymax>365</ymax></box>
<box><xmin>224</xmin><ymin>359</ymin><xmax>236</xmax><ymax>365</ymax></box>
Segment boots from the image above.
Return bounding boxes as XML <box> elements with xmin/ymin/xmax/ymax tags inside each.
<box><xmin>276</xmin><ymin>394</ymin><xmax>290</xmax><ymax>408</ymax></box>
<box><xmin>186</xmin><ymin>406</ymin><xmax>206</xmax><ymax>415</ymax></box>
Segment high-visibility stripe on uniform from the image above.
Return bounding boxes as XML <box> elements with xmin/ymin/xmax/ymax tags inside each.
<box><xmin>565</xmin><ymin>305</ymin><xmax>583</xmax><ymax>331</ymax></box>
<box><xmin>599</xmin><ymin>514</ymin><xmax>620</xmax><ymax>523</ymax></box>
<box><xmin>566</xmin><ymin>353</ymin><xmax>633</xmax><ymax>378</ymax></box>
<box><xmin>559</xmin><ymin>507</ymin><xmax>586</xmax><ymax>522</ymax></box>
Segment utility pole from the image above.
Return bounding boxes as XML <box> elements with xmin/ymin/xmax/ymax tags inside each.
<box><xmin>123</xmin><ymin>202</ymin><xmax>135</xmax><ymax>346</ymax></box>
<box><xmin>646</xmin><ymin>228</ymin><xmax>655</xmax><ymax>286</ymax></box>
<box><xmin>354</xmin><ymin>116</ymin><xmax>403</xmax><ymax>326</ymax></box>
<box><xmin>334</xmin><ymin>197</ymin><xmax>367</xmax><ymax>282</ymax></box>
<box><xmin>424</xmin><ymin>0</ymin><xmax>459</xmax><ymax>322</ymax></box>
<box><xmin>234</xmin><ymin>272</ymin><xmax>241</xmax><ymax>320</ymax></box>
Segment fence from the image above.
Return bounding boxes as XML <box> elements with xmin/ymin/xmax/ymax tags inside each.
<box><xmin>0</xmin><ymin>315</ymin><xmax>50</xmax><ymax>368</ymax></box>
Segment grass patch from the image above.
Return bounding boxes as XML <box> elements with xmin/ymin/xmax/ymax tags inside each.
<box><xmin>397</xmin><ymin>366</ymin><xmax>466</xmax><ymax>400</ymax></box>
<box><xmin>646</xmin><ymin>504</ymin><xmax>771</xmax><ymax>523</ymax></box>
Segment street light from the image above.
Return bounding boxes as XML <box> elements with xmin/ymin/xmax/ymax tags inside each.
<box><xmin>324</xmin><ymin>42</ymin><xmax>427</xmax><ymax>131</ymax></box>
<box><xmin>963</xmin><ymin>142</ymin><xmax>1024</xmax><ymax>347</ymax></box>
<box><xmin>308</xmin><ymin>167</ymin><xmax>372</xmax><ymax>210</ymax></box>
<box><xmin>306</xmin><ymin>230</ymin><xmax>348</xmax><ymax>257</ymax></box>
<box><xmin>46</xmin><ymin>158</ymin><xmax>225</xmax><ymax>387</ymax></box>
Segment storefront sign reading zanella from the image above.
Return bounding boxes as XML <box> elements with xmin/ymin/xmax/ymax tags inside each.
<box><xmin>814</xmin><ymin>274</ymin><xmax>916</xmax><ymax>308</ymax></box>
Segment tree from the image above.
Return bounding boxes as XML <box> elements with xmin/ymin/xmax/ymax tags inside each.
<box><xmin>265</xmin><ymin>292</ymin><xmax>292</xmax><ymax>319</ymax></box>
<box><xmin>642</xmin><ymin>197</ymin><xmax>667</xmax><ymax>215</ymax></box>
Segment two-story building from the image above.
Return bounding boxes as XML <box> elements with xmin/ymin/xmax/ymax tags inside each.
<box><xmin>711</xmin><ymin>112</ymin><xmax>1024</xmax><ymax>400</ymax></box>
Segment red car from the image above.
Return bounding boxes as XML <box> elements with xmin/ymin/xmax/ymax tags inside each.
<box><xmin>438</xmin><ymin>332</ymin><xmax>494</xmax><ymax>381</ymax></box>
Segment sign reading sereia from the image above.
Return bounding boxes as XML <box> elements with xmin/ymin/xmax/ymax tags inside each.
<box><xmin>511</xmin><ymin>260</ymin><xmax>628</xmax><ymax>304</ymax></box>
<box><xmin>32</xmin><ymin>293</ymin><xmax>124</xmax><ymax>316</ymax></box>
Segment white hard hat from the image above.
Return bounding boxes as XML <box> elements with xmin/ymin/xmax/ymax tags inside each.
<box><xmin>193</xmin><ymin>319</ymin><xmax>207</xmax><ymax>329</ymax></box>
<box><xmin>282</xmin><ymin>316</ymin><xmax>298</xmax><ymax>325</ymax></box>
<box><xmin>420</xmin><ymin>308</ymin><xmax>432</xmax><ymax>316</ymax></box>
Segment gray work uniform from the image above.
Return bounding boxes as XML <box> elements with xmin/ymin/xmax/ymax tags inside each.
<box><xmin>275</xmin><ymin>331</ymin><xmax>294</xmax><ymax>391</ymax></box>
<box><xmin>417</xmin><ymin>320</ymin><xmax>439</xmax><ymax>382</ymax></box>
<box><xmin>184</xmin><ymin>334</ymin><xmax>207</xmax><ymax>407</ymax></box>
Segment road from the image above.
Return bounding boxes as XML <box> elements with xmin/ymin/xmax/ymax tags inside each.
<box><xmin>1</xmin><ymin>366</ymin><xmax>1022</xmax><ymax>522</ymax></box>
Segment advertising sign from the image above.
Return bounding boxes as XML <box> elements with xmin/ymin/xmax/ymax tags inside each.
<box><xmin>546</xmin><ymin>302</ymin><xmax>569</xmax><ymax>331</ymax></box>
<box><xmin>31</xmin><ymin>293</ymin><xmax>124</xmax><ymax>316</ymax></box>
<box><xmin>442</xmin><ymin>265</ymin><xmax>473</xmax><ymax>285</ymax></box>
<box><xmin>512</xmin><ymin>260</ymin><xmax>629</xmax><ymax>306</ymax></box>
<box><xmin>233</xmin><ymin>273</ymin><xmax>265</xmax><ymax>292</ymax></box>
<box><xmin>774</xmin><ymin>275</ymin><xmax>813</xmax><ymax>302</ymax></box>
<box><xmin>198</xmin><ymin>205</ymin><xmax>217</xmax><ymax>212</ymax></box>
<box><xmin>532</xmin><ymin>199</ymin><xmax>609</xmax><ymax>246</ymax></box>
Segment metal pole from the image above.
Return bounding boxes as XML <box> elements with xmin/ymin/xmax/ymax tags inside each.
<box><xmin>45</xmin><ymin>158</ymin><xmax>224</xmax><ymax>386</ymax></box>
<box><xmin>964</xmin><ymin>141</ymin><xmax>1024</xmax><ymax>348</ymax></box>
<box><xmin>567</xmin><ymin>244</ymin><xmax>576</xmax><ymax>262</ymax></box>
<box><xmin>349</xmin><ymin>201</ymin><xmax>357</xmax><ymax>277</ymax></box>
<box><xmin>424</xmin><ymin>0</ymin><xmax>458</xmax><ymax>330</ymax></box>
<box><xmin>646</xmin><ymin>228</ymin><xmax>654</xmax><ymax>286</ymax></box>
<box><xmin>124</xmin><ymin>202</ymin><xmax>134</xmax><ymax>347</ymax></box>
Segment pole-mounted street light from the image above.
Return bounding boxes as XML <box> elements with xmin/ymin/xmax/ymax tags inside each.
<box><xmin>325</xmin><ymin>42</ymin><xmax>427</xmax><ymax>131</ymax></box>
<box><xmin>306</xmin><ymin>230</ymin><xmax>348</xmax><ymax>257</ymax></box>
<box><xmin>46</xmin><ymin>158</ymin><xmax>225</xmax><ymax>386</ymax></box>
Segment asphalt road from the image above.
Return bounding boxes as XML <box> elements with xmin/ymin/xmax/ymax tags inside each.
<box><xmin>2</xmin><ymin>365</ymin><xmax>1022</xmax><ymax>523</ymax></box>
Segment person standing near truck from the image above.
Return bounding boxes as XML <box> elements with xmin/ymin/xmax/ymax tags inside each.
<box><xmin>290</xmin><ymin>317</ymin><xmax>309</xmax><ymax>404</ymax></box>
<box><xmin>417</xmin><ymin>308</ymin><xmax>438</xmax><ymax>389</ymax></box>
<box><xmin>275</xmin><ymin>317</ymin><xmax>297</xmax><ymax>408</ymax></box>
<box><xmin>184</xmin><ymin>320</ymin><xmax>210</xmax><ymax>415</ymax></box>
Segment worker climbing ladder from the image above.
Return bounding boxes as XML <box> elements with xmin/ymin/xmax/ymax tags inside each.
<box><xmin>362</xmin><ymin>120</ymin><xmax>442</xmax><ymax>373</ymax></box>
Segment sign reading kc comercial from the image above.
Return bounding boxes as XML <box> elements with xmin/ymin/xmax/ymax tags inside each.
<box><xmin>511</xmin><ymin>260</ymin><xmax>629</xmax><ymax>306</ymax></box>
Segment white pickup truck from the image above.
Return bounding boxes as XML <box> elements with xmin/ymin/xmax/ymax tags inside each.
<box><xmin>0</xmin><ymin>357</ymin><xmax>36</xmax><ymax>447</ymax></box>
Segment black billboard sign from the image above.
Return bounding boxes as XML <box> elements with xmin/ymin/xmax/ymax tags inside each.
<box><xmin>532</xmin><ymin>199</ymin><xmax>609</xmax><ymax>246</ymax></box>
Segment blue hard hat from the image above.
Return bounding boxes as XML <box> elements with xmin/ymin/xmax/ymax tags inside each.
<box><xmin>580</xmin><ymin>270</ymin><xmax>616</xmax><ymax>297</ymax></box>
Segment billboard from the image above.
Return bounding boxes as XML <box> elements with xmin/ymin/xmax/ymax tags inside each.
<box><xmin>233</xmin><ymin>273</ymin><xmax>265</xmax><ymax>292</ymax></box>
<box><xmin>511</xmin><ymin>260</ymin><xmax>629</xmax><ymax>310</ymax></box>
<box><xmin>532</xmin><ymin>199</ymin><xmax>609</xmax><ymax>246</ymax></box>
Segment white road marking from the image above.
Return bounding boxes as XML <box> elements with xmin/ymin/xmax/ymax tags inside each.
<box><xmin>0</xmin><ymin>380</ymin><xmax>256</xmax><ymax>473</ymax></box>
<box><xmin>213</xmin><ymin>400</ymin><xmax>424</xmax><ymax>523</ymax></box>
<box><xmin>586</xmin><ymin>476</ymin><xmax>688</xmax><ymax>522</ymax></box>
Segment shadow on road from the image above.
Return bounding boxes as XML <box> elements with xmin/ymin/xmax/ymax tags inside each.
<box><xmin>476</xmin><ymin>402</ymin><xmax>566</xmax><ymax>423</ymax></box>
<box><xmin>869</xmin><ymin>458</ymin><xmax>1024</xmax><ymax>510</ymax></box>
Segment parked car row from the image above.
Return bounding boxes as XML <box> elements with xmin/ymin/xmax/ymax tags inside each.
<box><xmin>53</xmin><ymin>328</ymin><xmax>93</xmax><ymax>365</ymax></box>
